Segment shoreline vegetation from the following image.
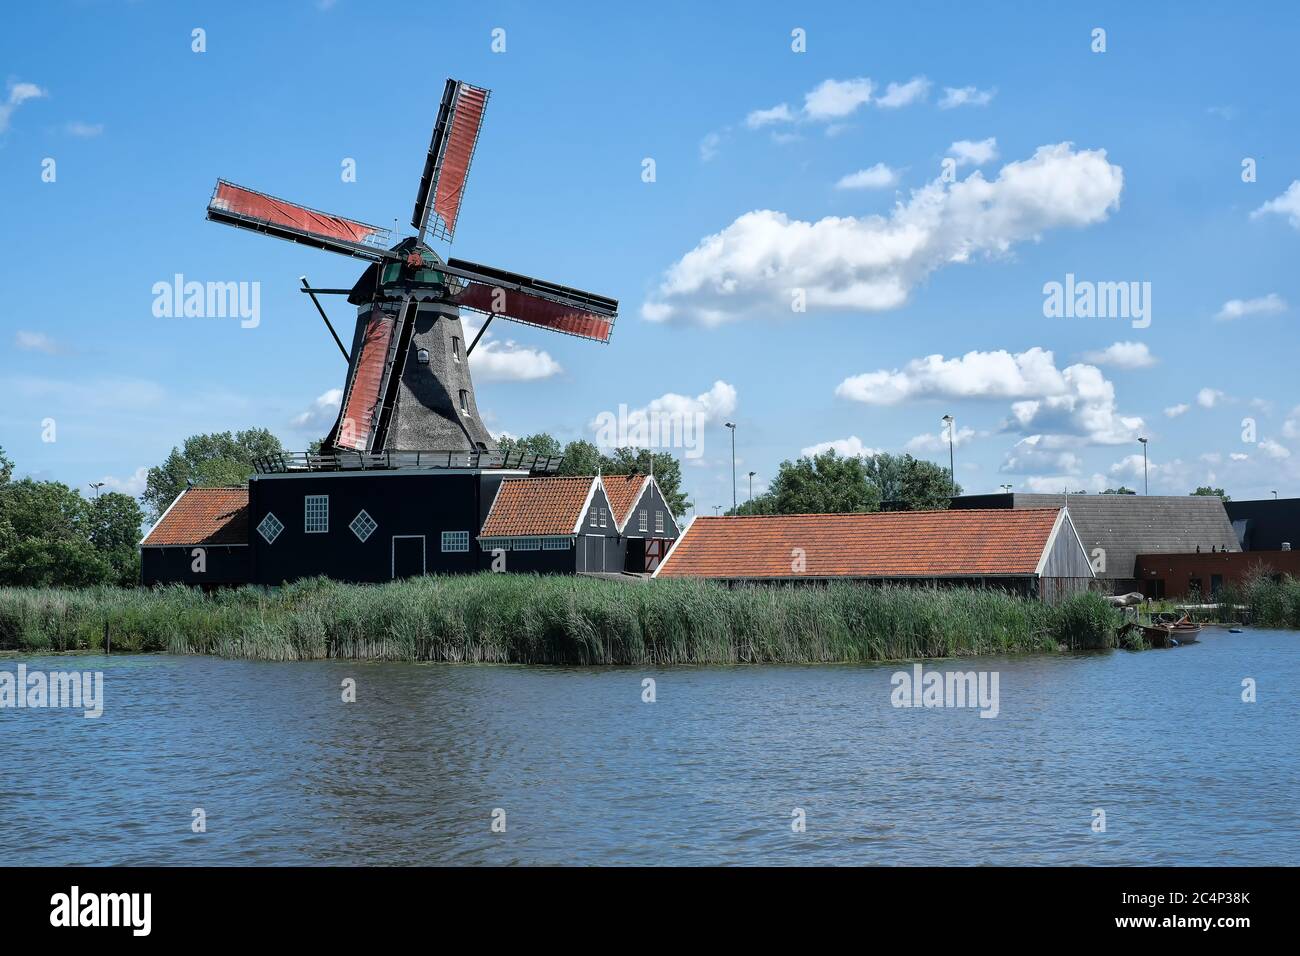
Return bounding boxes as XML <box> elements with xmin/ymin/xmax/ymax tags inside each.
<box><xmin>1</xmin><ymin>574</ymin><xmax>1295</xmax><ymax>665</ymax></box>
<box><xmin>6</xmin><ymin>575</ymin><xmax>1120</xmax><ymax>664</ymax></box>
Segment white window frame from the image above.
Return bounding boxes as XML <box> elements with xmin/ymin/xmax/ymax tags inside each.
<box><xmin>599</xmin><ymin>507</ymin><xmax>607</xmax><ymax>528</ymax></box>
<box><xmin>655</xmin><ymin>510</ymin><xmax>665</xmax><ymax>533</ymax></box>
<box><xmin>542</xmin><ymin>537</ymin><xmax>570</xmax><ymax>550</ymax></box>
<box><xmin>350</xmin><ymin>509</ymin><xmax>377</xmax><ymax>543</ymax></box>
<box><xmin>589</xmin><ymin>508</ymin><xmax>598</xmax><ymax>527</ymax></box>
<box><xmin>257</xmin><ymin>511</ymin><xmax>284</xmax><ymax>545</ymax></box>
<box><xmin>514</xmin><ymin>537</ymin><xmax>542</xmax><ymax>551</ymax></box>
<box><xmin>458</xmin><ymin>389</ymin><xmax>469</xmax><ymax>413</ymax></box>
<box><xmin>452</xmin><ymin>336</ymin><xmax>461</xmax><ymax>364</ymax></box>
<box><xmin>441</xmin><ymin>530</ymin><xmax>470</xmax><ymax>552</ymax></box>
<box><xmin>638</xmin><ymin>509</ymin><xmax>648</xmax><ymax>532</ymax></box>
<box><xmin>305</xmin><ymin>495</ymin><xmax>329</xmax><ymax>534</ymax></box>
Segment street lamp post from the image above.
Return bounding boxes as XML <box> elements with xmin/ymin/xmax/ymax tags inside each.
<box><xmin>747</xmin><ymin>470</ymin><xmax>756</xmax><ymax>503</ymax></box>
<box><xmin>941</xmin><ymin>415</ymin><xmax>955</xmax><ymax>497</ymax></box>
<box><xmin>88</xmin><ymin>481</ymin><xmax>105</xmax><ymax>500</ymax></box>
<box><xmin>724</xmin><ymin>422</ymin><xmax>737</xmax><ymax>514</ymax></box>
<box><xmin>713</xmin><ymin>505</ymin><xmax>721</xmax><ymax>517</ymax></box>
<box><xmin>1138</xmin><ymin>437</ymin><xmax>1149</xmax><ymax>495</ymax></box>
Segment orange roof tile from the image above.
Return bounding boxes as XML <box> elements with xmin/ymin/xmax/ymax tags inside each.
<box><xmin>656</xmin><ymin>508</ymin><xmax>1065</xmax><ymax>579</ymax></box>
<box><xmin>602</xmin><ymin>474</ymin><xmax>650</xmax><ymax>529</ymax></box>
<box><xmin>479</xmin><ymin>476</ymin><xmax>596</xmax><ymax>537</ymax></box>
<box><xmin>142</xmin><ymin>487</ymin><xmax>249</xmax><ymax>546</ymax></box>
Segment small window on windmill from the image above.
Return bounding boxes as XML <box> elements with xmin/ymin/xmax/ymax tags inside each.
<box><xmin>452</xmin><ymin>336</ymin><xmax>462</xmax><ymax>364</ymax></box>
<box><xmin>458</xmin><ymin>389</ymin><xmax>469</xmax><ymax>413</ymax></box>
<box><xmin>416</xmin><ymin>347</ymin><xmax>430</xmax><ymax>365</ymax></box>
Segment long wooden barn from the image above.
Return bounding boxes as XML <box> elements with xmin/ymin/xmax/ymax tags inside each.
<box><xmin>653</xmin><ymin>507</ymin><xmax>1094</xmax><ymax>601</ymax></box>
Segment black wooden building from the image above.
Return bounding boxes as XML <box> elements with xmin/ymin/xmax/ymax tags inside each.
<box><xmin>140</xmin><ymin>454</ymin><xmax>680</xmax><ymax>586</ymax></box>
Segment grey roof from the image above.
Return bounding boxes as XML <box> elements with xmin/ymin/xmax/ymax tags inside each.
<box><xmin>953</xmin><ymin>493</ymin><xmax>1239</xmax><ymax>578</ymax></box>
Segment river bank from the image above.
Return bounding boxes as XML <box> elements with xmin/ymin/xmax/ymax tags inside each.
<box><xmin>0</xmin><ymin>575</ymin><xmax>1124</xmax><ymax>664</ymax></box>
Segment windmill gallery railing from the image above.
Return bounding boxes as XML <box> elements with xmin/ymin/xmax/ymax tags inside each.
<box><xmin>252</xmin><ymin>450</ymin><xmax>564</xmax><ymax>474</ymax></box>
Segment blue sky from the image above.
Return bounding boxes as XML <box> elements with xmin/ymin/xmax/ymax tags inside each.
<box><xmin>3</xmin><ymin>1</ymin><xmax>1299</xmax><ymax>512</ymax></box>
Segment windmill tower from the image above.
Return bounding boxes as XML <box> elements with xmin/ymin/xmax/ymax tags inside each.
<box><xmin>206</xmin><ymin>79</ymin><xmax>617</xmax><ymax>455</ymax></box>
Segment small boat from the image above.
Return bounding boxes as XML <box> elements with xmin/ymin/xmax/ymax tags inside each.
<box><xmin>1142</xmin><ymin>613</ymin><xmax>1202</xmax><ymax>648</ymax></box>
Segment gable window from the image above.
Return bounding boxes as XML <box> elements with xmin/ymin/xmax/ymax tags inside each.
<box><xmin>655</xmin><ymin>510</ymin><xmax>665</xmax><ymax>533</ymax></box>
<box><xmin>305</xmin><ymin>495</ymin><xmax>329</xmax><ymax>533</ymax></box>
<box><xmin>599</xmin><ymin>507</ymin><xmax>607</xmax><ymax>528</ymax></box>
<box><xmin>638</xmin><ymin>509</ymin><xmax>648</xmax><ymax>532</ymax></box>
<box><xmin>451</xmin><ymin>336</ymin><xmax>462</xmax><ymax>364</ymax></box>
<box><xmin>441</xmin><ymin>530</ymin><xmax>470</xmax><ymax>552</ymax></box>
<box><xmin>589</xmin><ymin>508</ymin><xmax>598</xmax><ymax>527</ymax></box>
<box><xmin>257</xmin><ymin>512</ymin><xmax>284</xmax><ymax>545</ymax></box>
<box><xmin>350</xmin><ymin>510</ymin><xmax>377</xmax><ymax>543</ymax></box>
<box><xmin>458</xmin><ymin>389</ymin><xmax>469</xmax><ymax>414</ymax></box>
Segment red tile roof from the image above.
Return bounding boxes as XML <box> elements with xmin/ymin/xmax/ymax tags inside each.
<box><xmin>655</xmin><ymin>508</ymin><xmax>1065</xmax><ymax>579</ymax></box>
<box><xmin>479</xmin><ymin>476</ymin><xmax>596</xmax><ymax>537</ymax></box>
<box><xmin>602</xmin><ymin>474</ymin><xmax>650</xmax><ymax>529</ymax></box>
<box><xmin>142</xmin><ymin>487</ymin><xmax>249</xmax><ymax>546</ymax></box>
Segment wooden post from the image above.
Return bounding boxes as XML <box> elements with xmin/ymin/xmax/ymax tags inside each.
<box><xmin>104</xmin><ymin>620</ymin><xmax>110</xmax><ymax>654</ymax></box>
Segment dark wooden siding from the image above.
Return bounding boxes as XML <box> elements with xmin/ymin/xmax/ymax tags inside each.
<box><xmin>141</xmin><ymin>545</ymin><xmax>250</xmax><ymax>587</ymax></box>
<box><xmin>249</xmin><ymin>471</ymin><xmax>511</xmax><ymax>584</ymax></box>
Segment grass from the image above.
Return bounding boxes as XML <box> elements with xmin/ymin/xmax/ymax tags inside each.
<box><xmin>0</xmin><ymin>575</ymin><xmax>1121</xmax><ymax>665</ymax></box>
<box><xmin>1198</xmin><ymin>572</ymin><xmax>1300</xmax><ymax>628</ymax></box>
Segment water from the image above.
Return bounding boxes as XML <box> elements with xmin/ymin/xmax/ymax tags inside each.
<box><xmin>2</xmin><ymin>627</ymin><xmax>1297</xmax><ymax>865</ymax></box>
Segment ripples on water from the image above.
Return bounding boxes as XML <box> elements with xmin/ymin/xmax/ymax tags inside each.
<box><xmin>2</xmin><ymin>628</ymin><xmax>1297</xmax><ymax>865</ymax></box>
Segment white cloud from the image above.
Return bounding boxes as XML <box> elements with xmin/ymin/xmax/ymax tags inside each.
<box><xmin>64</xmin><ymin>121</ymin><xmax>103</xmax><ymax>138</ymax></box>
<box><xmin>876</xmin><ymin>77</ymin><xmax>930</xmax><ymax>109</ymax></box>
<box><xmin>643</xmin><ymin>142</ymin><xmax>1123</xmax><ymax>324</ymax></box>
<box><xmin>906</xmin><ymin>425</ymin><xmax>976</xmax><ymax>452</ymax></box>
<box><xmin>1259</xmin><ymin>439</ymin><xmax>1291</xmax><ymax>460</ymax></box>
<box><xmin>290</xmin><ymin>388</ymin><xmax>343</xmax><ymax>429</ymax></box>
<box><xmin>469</xmin><ymin>339</ymin><xmax>562</xmax><ymax>382</ymax></box>
<box><xmin>1000</xmin><ymin>436</ymin><xmax>1083</xmax><ymax>474</ymax></box>
<box><xmin>939</xmin><ymin>85</ymin><xmax>995</xmax><ymax>109</ymax></box>
<box><xmin>462</xmin><ymin>317</ymin><xmax>563</xmax><ymax>382</ymax></box>
<box><xmin>1283</xmin><ymin>418</ymin><xmax>1300</xmax><ymax>440</ymax></box>
<box><xmin>1109</xmin><ymin>453</ymin><xmax>1154</xmax><ymax>482</ymax></box>
<box><xmin>835</xmin><ymin>162</ymin><xmax>900</xmax><ymax>190</ymax></box>
<box><xmin>1231</xmin><ymin>452</ymin><xmax>1249</xmax><ymax>461</ymax></box>
<box><xmin>1025</xmin><ymin>473</ymin><xmax>1106</xmax><ymax>493</ymax></box>
<box><xmin>1082</xmin><ymin>340</ymin><xmax>1156</xmax><ymax>369</ymax></box>
<box><xmin>803</xmin><ymin>78</ymin><xmax>875</xmax><ymax>120</ymax></box>
<box><xmin>1164</xmin><ymin>403</ymin><xmax>1190</xmax><ymax>418</ymax></box>
<box><xmin>1197</xmin><ymin>387</ymin><xmax>1223</xmax><ymax>408</ymax></box>
<box><xmin>836</xmin><ymin>347</ymin><xmax>1143</xmax><ymax>446</ymax></box>
<box><xmin>745</xmin><ymin>103</ymin><xmax>795</xmax><ymax>129</ymax></box>
<box><xmin>0</xmin><ymin>81</ymin><xmax>47</xmax><ymax>133</ymax></box>
<box><xmin>591</xmin><ymin>380</ymin><xmax>737</xmax><ymax>448</ymax></box>
<box><xmin>15</xmin><ymin>330</ymin><xmax>62</xmax><ymax>354</ymax></box>
<box><xmin>1214</xmin><ymin>293</ymin><xmax>1286</xmax><ymax>320</ymax></box>
<box><xmin>801</xmin><ymin>435</ymin><xmax>881</xmax><ymax>459</ymax></box>
<box><xmin>699</xmin><ymin>131</ymin><xmax>722</xmax><ymax>161</ymax></box>
<box><xmin>947</xmin><ymin>137</ymin><xmax>998</xmax><ymax>167</ymax></box>
<box><xmin>1251</xmin><ymin>181</ymin><xmax>1300</xmax><ymax>229</ymax></box>
<box><xmin>98</xmin><ymin>467</ymin><xmax>149</xmax><ymax>497</ymax></box>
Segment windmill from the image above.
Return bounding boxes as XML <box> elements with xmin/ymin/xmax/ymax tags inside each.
<box><xmin>206</xmin><ymin>78</ymin><xmax>617</xmax><ymax>455</ymax></box>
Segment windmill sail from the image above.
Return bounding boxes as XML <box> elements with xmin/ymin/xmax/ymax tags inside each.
<box><xmin>208</xmin><ymin>180</ymin><xmax>396</xmax><ymax>263</ymax></box>
<box><xmin>443</xmin><ymin>258</ymin><xmax>617</xmax><ymax>344</ymax></box>
<box><xmin>411</xmin><ymin>81</ymin><xmax>490</xmax><ymax>242</ymax></box>
<box><xmin>333</xmin><ymin>308</ymin><xmax>394</xmax><ymax>451</ymax></box>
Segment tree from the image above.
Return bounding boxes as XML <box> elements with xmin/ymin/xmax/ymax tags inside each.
<box><xmin>86</xmin><ymin>492</ymin><xmax>146</xmax><ymax>586</ymax></box>
<box><xmin>497</xmin><ymin>432</ymin><xmax>563</xmax><ymax>459</ymax></box>
<box><xmin>556</xmin><ymin>439</ymin><xmax>602</xmax><ymax>477</ymax></box>
<box><xmin>740</xmin><ymin>450</ymin><xmax>879</xmax><ymax>515</ymax></box>
<box><xmin>143</xmin><ymin>428</ymin><xmax>283</xmax><ymax>519</ymax></box>
<box><xmin>1191</xmin><ymin>486</ymin><xmax>1230</xmax><ymax>501</ymax></box>
<box><xmin>0</xmin><ymin>479</ymin><xmax>113</xmax><ymax>587</ymax></box>
<box><xmin>1102</xmin><ymin>486</ymin><xmax>1137</xmax><ymax>495</ymax></box>
<box><xmin>0</xmin><ymin>444</ymin><xmax>12</xmax><ymax>484</ymax></box>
